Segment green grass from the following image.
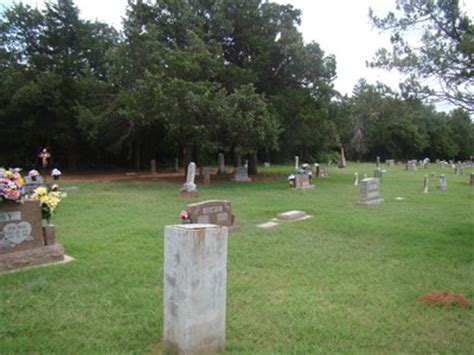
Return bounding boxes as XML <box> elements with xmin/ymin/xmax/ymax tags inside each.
<box><xmin>1</xmin><ymin>163</ymin><xmax>473</xmax><ymax>353</ymax></box>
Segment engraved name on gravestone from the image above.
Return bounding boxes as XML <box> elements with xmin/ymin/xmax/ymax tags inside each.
<box><xmin>184</xmin><ymin>200</ymin><xmax>237</xmax><ymax>230</ymax></box>
<box><xmin>0</xmin><ymin>201</ymin><xmax>44</xmax><ymax>254</ymax></box>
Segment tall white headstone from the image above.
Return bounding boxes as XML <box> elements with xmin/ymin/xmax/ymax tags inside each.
<box><xmin>294</xmin><ymin>156</ymin><xmax>299</xmax><ymax>171</ymax></box>
<box><xmin>163</xmin><ymin>224</ymin><xmax>227</xmax><ymax>354</ymax></box>
<box><xmin>423</xmin><ymin>175</ymin><xmax>429</xmax><ymax>193</ymax></box>
<box><xmin>181</xmin><ymin>162</ymin><xmax>197</xmax><ymax>194</ymax></box>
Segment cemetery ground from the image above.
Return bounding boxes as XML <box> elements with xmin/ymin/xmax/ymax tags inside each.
<box><xmin>0</xmin><ymin>163</ymin><xmax>472</xmax><ymax>353</ymax></box>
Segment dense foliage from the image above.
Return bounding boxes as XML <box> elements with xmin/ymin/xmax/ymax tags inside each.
<box><xmin>0</xmin><ymin>0</ymin><xmax>472</xmax><ymax>171</ymax></box>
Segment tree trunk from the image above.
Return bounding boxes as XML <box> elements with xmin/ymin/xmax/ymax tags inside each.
<box><xmin>234</xmin><ymin>150</ymin><xmax>242</xmax><ymax>167</ymax></box>
<box><xmin>135</xmin><ymin>142</ymin><xmax>141</xmax><ymax>170</ymax></box>
<box><xmin>248</xmin><ymin>152</ymin><xmax>258</xmax><ymax>175</ymax></box>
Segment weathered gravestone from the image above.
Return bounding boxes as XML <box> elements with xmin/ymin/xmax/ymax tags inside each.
<box><xmin>180</xmin><ymin>162</ymin><xmax>198</xmax><ymax>198</ymax></box>
<box><xmin>406</xmin><ymin>160</ymin><xmax>417</xmax><ymax>171</ymax></box>
<box><xmin>202</xmin><ymin>167</ymin><xmax>211</xmax><ymax>185</ymax></box>
<box><xmin>374</xmin><ymin>168</ymin><xmax>383</xmax><ymax>179</ymax></box>
<box><xmin>294</xmin><ymin>156</ymin><xmax>299</xmax><ymax>170</ymax></box>
<box><xmin>423</xmin><ymin>175</ymin><xmax>429</xmax><ymax>193</ymax></box>
<box><xmin>0</xmin><ymin>201</ymin><xmax>64</xmax><ymax>272</ymax></box>
<box><xmin>436</xmin><ymin>174</ymin><xmax>448</xmax><ymax>190</ymax></box>
<box><xmin>358</xmin><ymin>178</ymin><xmax>383</xmax><ymax>205</ymax></box>
<box><xmin>150</xmin><ymin>159</ymin><xmax>157</xmax><ymax>174</ymax></box>
<box><xmin>293</xmin><ymin>171</ymin><xmax>314</xmax><ymax>189</ymax></box>
<box><xmin>376</xmin><ymin>156</ymin><xmax>381</xmax><ymax>168</ymax></box>
<box><xmin>232</xmin><ymin>166</ymin><xmax>251</xmax><ymax>182</ymax></box>
<box><xmin>163</xmin><ymin>224</ymin><xmax>227</xmax><ymax>354</ymax></box>
<box><xmin>338</xmin><ymin>147</ymin><xmax>347</xmax><ymax>168</ymax></box>
<box><xmin>23</xmin><ymin>176</ymin><xmax>46</xmax><ymax>195</ymax></box>
<box><xmin>182</xmin><ymin>200</ymin><xmax>238</xmax><ymax>231</ymax></box>
<box><xmin>217</xmin><ymin>153</ymin><xmax>225</xmax><ymax>175</ymax></box>
<box><xmin>353</xmin><ymin>172</ymin><xmax>359</xmax><ymax>186</ymax></box>
<box><xmin>385</xmin><ymin>159</ymin><xmax>395</xmax><ymax>167</ymax></box>
<box><xmin>316</xmin><ymin>165</ymin><xmax>328</xmax><ymax>177</ymax></box>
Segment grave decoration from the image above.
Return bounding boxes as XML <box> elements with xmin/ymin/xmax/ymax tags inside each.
<box><xmin>288</xmin><ymin>163</ymin><xmax>314</xmax><ymax>189</ymax></box>
<box><xmin>0</xmin><ymin>168</ymin><xmax>67</xmax><ymax>272</ymax></box>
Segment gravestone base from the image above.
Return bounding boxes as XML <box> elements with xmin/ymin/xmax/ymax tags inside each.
<box><xmin>0</xmin><ymin>244</ymin><xmax>64</xmax><ymax>272</ymax></box>
<box><xmin>231</xmin><ymin>176</ymin><xmax>252</xmax><ymax>183</ymax></box>
<box><xmin>436</xmin><ymin>185</ymin><xmax>448</xmax><ymax>190</ymax></box>
<box><xmin>356</xmin><ymin>198</ymin><xmax>384</xmax><ymax>206</ymax></box>
<box><xmin>180</xmin><ymin>190</ymin><xmax>198</xmax><ymax>198</ymax></box>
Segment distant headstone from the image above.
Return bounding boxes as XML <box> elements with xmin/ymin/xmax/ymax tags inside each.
<box><xmin>406</xmin><ymin>160</ymin><xmax>417</xmax><ymax>171</ymax></box>
<box><xmin>163</xmin><ymin>224</ymin><xmax>227</xmax><ymax>354</ymax></box>
<box><xmin>317</xmin><ymin>165</ymin><xmax>328</xmax><ymax>177</ymax></box>
<box><xmin>232</xmin><ymin>166</ymin><xmax>251</xmax><ymax>182</ymax></box>
<box><xmin>294</xmin><ymin>173</ymin><xmax>314</xmax><ymax>189</ymax></box>
<box><xmin>374</xmin><ymin>168</ymin><xmax>383</xmax><ymax>179</ymax></box>
<box><xmin>423</xmin><ymin>175</ymin><xmax>429</xmax><ymax>193</ymax></box>
<box><xmin>180</xmin><ymin>162</ymin><xmax>197</xmax><ymax>197</ymax></box>
<box><xmin>183</xmin><ymin>200</ymin><xmax>237</xmax><ymax>231</ymax></box>
<box><xmin>217</xmin><ymin>153</ymin><xmax>225</xmax><ymax>175</ymax></box>
<box><xmin>436</xmin><ymin>174</ymin><xmax>448</xmax><ymax>190</ymax></box>
<box><xmin>23</xmin><ymin>176</ymin><xmax>46</xmax><ymax>195</ymax></box>
<box><xmin>423</xmin><ymin>158</ymin><xmax>430</xmax><ymax>169</ymax></box>
<box><xmin>358</xmin><ymin>178</ymin><xmax>383</xmax><ymax>205</ymax></box>
<box><xmin>385</xmin><ymin>159</ymin><xmax>395</xmax><ymax>167</ymax></box>
<box><xmin>150</xmin><ymin>159</ymin><xmax>157</xmax><ymax>174</ymax></box>
<box><xmin>0</xmin><ymin>201</ymin><xmax>65</xmax><ymax>272</ymax></box>
<box><xmin>294</xmin><ymin>156</ymin><xmax>299</xmax><ymax>170</ymax></box>
<box><xmin>376</xmin><ymin>156</ymin><xmax>381</xmax><ymax>168</ymax></box>
<box><xmin>353</xmin><ymin>172</ymin><xmax>359</xmax><ymax>186</ymax></box>
<box><xmin>264</xmin><ymin>162</ymin><xmax>271</xmax><ymax>168</ymax></box>
<box><xmin>202</xmin><ymin>167</ymin><xmax>211</xmax><ymax>185</ymax></box>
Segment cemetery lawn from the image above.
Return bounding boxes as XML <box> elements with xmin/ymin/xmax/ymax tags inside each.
<box><xmin>1</xmin><ymin>163</ymin><xmax>472</xmax><ymax>353</ymax></box>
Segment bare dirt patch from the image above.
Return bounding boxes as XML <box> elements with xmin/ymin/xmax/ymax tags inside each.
<box><xmin>417</xmin><ymin>291</ymin><xmax>471</xmax><ymax>308</ymax></box>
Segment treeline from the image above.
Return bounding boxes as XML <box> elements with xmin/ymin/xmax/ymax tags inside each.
<box><xmin>0</xmin><ymin>0</ymin><xmax>472</xmax><ymax>171</ymax></box>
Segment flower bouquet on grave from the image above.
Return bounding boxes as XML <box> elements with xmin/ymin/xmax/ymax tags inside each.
<box><xmin>0</xmin><ymin>168</ymin><xmax>24</xmax><ymax>203</ymax></box>
<box><xmin>28</xmin><ymin>186</ymin><xmax>67</xmax><ymax>225</ymax></box>
<box><xmin>179</xmin><ymin>210</ymin><xmax>191</xmax><ymax>224</ymax></box>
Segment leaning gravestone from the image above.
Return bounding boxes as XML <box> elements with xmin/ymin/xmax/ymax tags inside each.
<box><xmin>163</xmin><ymin>224</ymin><xmax>227</xmax><ymax>354</ymax></box>
<box><xmin>232</xmin><ymin>166</ymin><xmax>251</xmax><ymax>182</ymax></box>
<box><xmin>182</xmin><ymin>200</ymin><xmax>238</xmax><ymax>231</ymax></box>
<box><xmin>180</xmin><ymin>162</ymin><xmax>198</xmax><ymax>198</ymax></box>
<box><xmin>436</xmin><ymin>174</ymin><xmax>448</xmax><ymax>190</ymax></box>
<box><xmin>353</xmin><ymin>172</ymin><xmax>359</xmax><ymax>186</ymax></box>
<box><xmin>357</xmin><ymin>178</ymin><xmax>383</xmax><ymax>205</ymax></box>
<box><xmin>0</xmin><ymin>201</ymin><xmax>65</xmax><ymax>272</ymax></box>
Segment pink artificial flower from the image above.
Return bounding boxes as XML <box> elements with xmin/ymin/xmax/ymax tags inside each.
<box><xmin>179</xmin><ymin>210</ymin><xmax>189</xmax><ymax>219</ymax></box>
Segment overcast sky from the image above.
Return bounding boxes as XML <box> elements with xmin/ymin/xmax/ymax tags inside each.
<box><xmin>1</xmin><ymin>0</ymin><xmax>473</xmax><ymax>106</ymax></box>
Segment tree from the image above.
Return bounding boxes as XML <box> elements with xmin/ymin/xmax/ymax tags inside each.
<box><xmin>369</xmin><ymin>0</ymin><xmax>473</xmax><ymax>112</ymax></box>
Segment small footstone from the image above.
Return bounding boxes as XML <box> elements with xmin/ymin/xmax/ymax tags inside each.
<box><xmin>256</xmin><ymin>222</ymin><xmax>278</xmax><ymax>229</ymax></box>
<box><xmin>276</xmin><ymin>210</ymin><xmax>307</xmax><ymax>221</ymax></box>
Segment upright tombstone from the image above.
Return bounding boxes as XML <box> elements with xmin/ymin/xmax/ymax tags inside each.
<box><xmin>353</xmin><ymin>172</ymin><xmax>359</xmax><ymax>186</ymax></box>
<box><xmin>374</xmin><ymin>168</ymin><xmax>383</xmax><ymax>179</ymax></box>
<box><xmin>182</xmin><ymin>200</ymin><xmax>238</xmax><ymax>231</ymax></box>
<box><xmin>470</xmin><ymin>173</ymin><xmax>474</xmax><ymax>186</ymax></box>
<box><xmin>385</xmin><ymin>159</ymin><xmax>395</xmax><ymax>167</ymax></box>
<box><xmin>202</xmin><ymin>167</ymin><xmax>211</xmax><ymax>185</ymax></box>
<box><xmin>338</xmin><ymin>147</ymin><xmax>347</xmax><ymax>168</ymax></box>
<box><xmin>294</xmin><ymin>156</ymin><xmax>299</xmax><ymax>170</ymax></box>
<box><xmin>232</xmin><ymin>166</ymin><xmax>251</xmax><ymax>182</ymax></box>
<box><xmin>180</xmin><ymin>162</ymin><xmax>198</xmax><ymax>197</ymax></box>
<box><xmin>150</xmin><ymin>159</ymin><xmax>157</xmax><ymax>174</ymax></box>
<box><xmin>407</xmin><ymin>160</ymin><xmax>418</xmax><ymax>171</ymax></box>
<box><xmin>358</xmin><ymin>178</ymin><xmax>383</xmax><ymax>205</ymax></box>
<box><xmin>0</xmin><ymin>201</ymin><xmax>65</xmax><ymax>272</ymax></box>
<box><xmin>376</xmin><ymin>156</ymin><xmax>381</xmax><ymax>168</ymax></box>
<box><xmin>22</xmin><ymin>176</ymin><xmax>46</xmax><ymax>195</ymax></box>
<box><xmin>163</xmin><ymin>224</ymin><xmax>227</xmax><ymax>354</ymax></box>
<box><xmin>217</xmin><ymin>153</ymin><xmax>225</xmax><ymax>175</ymax></box>
<box><xmin>436</xmin><ymin>174</ymin><xmax>448</xmax><ymax>190</ymax></box>
<box><xmin>316</xmin><ymin>165</ymin><xmax>328</xmax><ymax>177</ymax></box>
<box><xmin>423</xmin><ymin>175</ymin><xmax>429</xmax><ymax>193</ymax></box>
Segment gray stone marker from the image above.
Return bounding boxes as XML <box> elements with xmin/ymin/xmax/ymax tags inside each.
<box><xmin>353</xmin><ymin>172</ymin><xmax>359</xmax><ymax>186</ymax></box>
<box><xmin>150</xmin><ymin>159</ymin><xmax>157</xmax><ymax>174</ymax></box>
<box><xmin>232</xmin><ymin>166</ymin><xmax>251</xmax><ymax>182</ymax></box>
<box><xmin>182</xmin><ymin>200</ymin><xmax>238</xmax><ymax>231</ymax></box>
<box><xmin>163</xmin><ymin>224</ymin><xmax>227</xmax><ymax>354</ymax></box>
<box><xmin>376</xmin><ymin>156</ymin><xmax>381</xmax><ymax>168</ymax></box>
<box><xmin>264</xmin><ymin>162</ymin><xmax>271</xmax><ymax>168</ymax></box>
<box><xmin>0</xmin><ymin>201</ymin><xmax>64</xmax><ymax>272</ymax></box>
<box><xmin>423</xmin><ymin>175</ymin><xmax>429</xmax><ymax>193</ymax></box>
<box><xmin>294</xmin><ymin>156</ymin><xmax>299</xmax><ymax>170</ymax></box>
<box><xmin>470</xmin><ymin>173</ymin><xmax>474</xmax><ymax>185</ymax></box>
<box><xmin>317</xmin><ymin>165</ymin><xmax>328</xmax><ymax>177</ymax></box>
<box><xmin>202</xmin><ymin>167</ymin><xmax>211</xmax><ymax>185</ymax></box>
<box><xmin>385</xmin><ymin>159</ymin><xmax>395</xmax><ymax>167</ymax></box>
<box><xmin>374</xmin><ymin>168</ymin><xmax>383</xmax><ymax>179</ymax></box>
<box><xmin>436</xmin><ymin>174</ymin><xmax>448</xmax><ymax>190</ymax></box>
<box><xmin>22</xmin><ymin>176</ymin><xmax>46</xmax><ymax>195</ymax></box>
<box><xmin>217</xmin><ymin>153</ymin><xmax>225</xmax><ymax>175</ymax></box>
<box><xmin>180</xmin><ymin>162</ymin><xmax>198</xmax><ymax>197</ymax></box>
<box><xmin>294</xmin><ymin>173</ymin><xmax>314</xmax><ymax>189</ymax></box>
<box><xmin>406</xmin><ymin>160</ymin><xmax>417</xmax><ymax>171</ymax></box>
<box><xmin>358</xmin><ymin>178</ymin><xmax>383</xmax><ymax>205</ymax></box>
